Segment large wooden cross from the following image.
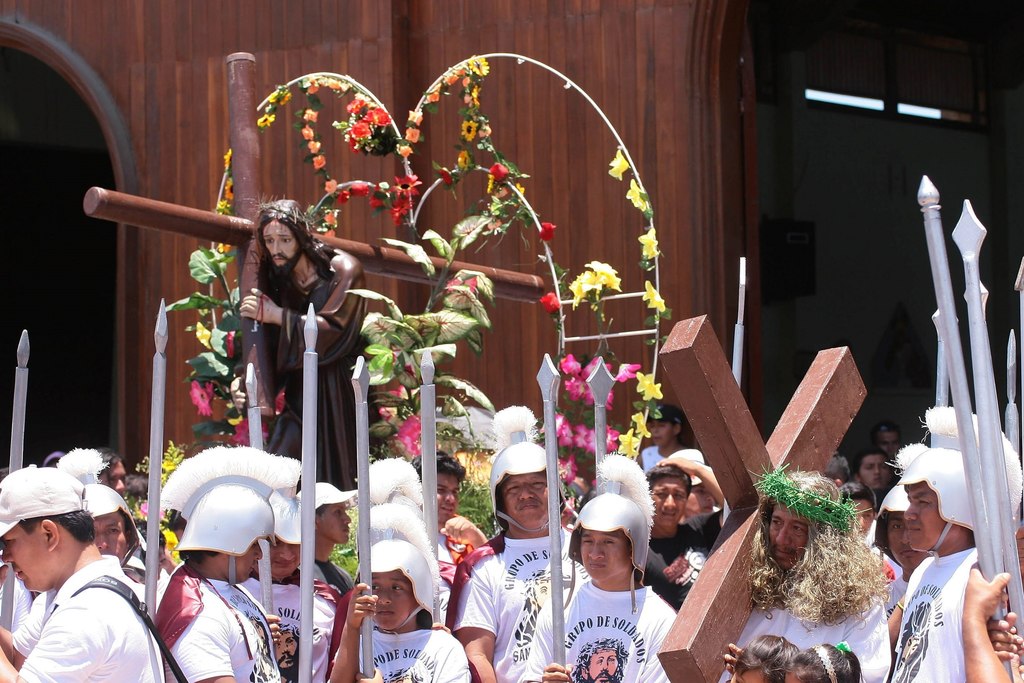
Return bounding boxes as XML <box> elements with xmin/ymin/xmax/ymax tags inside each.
<box><xmin>82</xmin><ymin>53</ymin><xmax>544</xmax><ymax>412</ymax></box>
<box><xmin>656</xmin><ymin>315</ymin><xmax>866</xmax><ymax>683</ymax></box>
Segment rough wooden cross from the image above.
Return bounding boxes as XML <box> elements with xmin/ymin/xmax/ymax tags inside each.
<box><xmin>656</xmin><ymin>315</ymin><xmax>866</xmax><ymax>683</ymax></box>
<box><xmin>82</xmin><ymin>53</ymin><xmax>543</xmax><ymax>412</ymax></box>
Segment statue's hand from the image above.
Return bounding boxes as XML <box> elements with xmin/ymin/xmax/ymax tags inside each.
<box><xmin>240</xmin><ymin>289</ymin><xmax>284</xmax><ymax>325</ymax></box>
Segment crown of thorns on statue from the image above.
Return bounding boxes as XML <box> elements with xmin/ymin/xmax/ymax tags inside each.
<box><xmin>257</xmin><ymin>198</ymin><xmax>315</xmax><ymax>232</ymax></box>
<box><xmin>754</xmin><ymin>466</ymin><xmax>858</xmax><ymax>533</ymax></box>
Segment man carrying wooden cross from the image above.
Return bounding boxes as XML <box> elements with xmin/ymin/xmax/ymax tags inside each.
<box><xmin>722</xmin><ymin>468</ymin><xmax>890</xmax><ymax>683</ymax></box>
<box><xmin>238</xmin><ymin>199</ymin><xmax>366</xmax><ymax>489</ymax></box>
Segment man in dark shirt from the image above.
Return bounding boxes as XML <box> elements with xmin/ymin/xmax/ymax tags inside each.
<box><xmin>301</xmin><ymin>482</ymin><xmax>356</xmax><ymax>594</ymax></box>
<box><xmin>644</xmin><ymin>459</ymin><xmax>722</xmax><ymax>610</ymax></box>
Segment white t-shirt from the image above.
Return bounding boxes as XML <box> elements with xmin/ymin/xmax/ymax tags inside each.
<box><xmin>242</xmin><ymin>578</ymin><xmax>337</xmax><ymax>683</ymax></box>
<box><xmin>372</xmin><ymin>628</ymin><xmax>470</xmax><ymax>682</ymax></box>
<box><xmin>2</xmin><ymin>576</ymin><xmax>33</xmax><ymax>645</ymax></box>
<box><xmin>725</xmin><ymin>602</ymin><xmax>891</xmax><ymax>683</ymax></box>
<box><xmin>523</xmin><ymin>582</ymin><xmax>675</xmax><ymax>683</ymax></box>
<box><xmin>169</xmin><ymin>576</ymin><xmax>279</xmax><ymax>683</ymax></box>
<box><xmin>454</xmin><ymin>531</ymin><xmax>583</xmax><ymax>683</ymax></box>
<box><xmin>640</xmin><ymin>446</ymin><xmax>665</xmax><ymax>473</ymax></box>
<box><xmin>891</xmin><ymin>547</ymin><xmax>976</xmax><ymax>683</ymax></box>
<box><xmin>19</xmin><ymin>555</ymin><xmax>164</xmax><ymax>683</ymax></box>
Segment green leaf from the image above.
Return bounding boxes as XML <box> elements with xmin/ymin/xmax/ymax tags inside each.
<box><xmin>456</xmin><ymin>271</ymin><xmax>495</xmax><ymax>303</ymax></box>
<box><xmin>369</xmin><ymin>420</ymin><xmax>397</xmax><ymax>439</ymax></box>
<box><xmin>365</xmin><ymin>343</ymin><xmax>393</xmax><ymax>357</ymax></box>
<box><xmin>416</xmin><ymin>344</ymin><xmax>458</xmax><ymax>363</ymax></box>
<box><xmin>422</xmin><ymin>229</ymin><xmax>453</xmax><ymax>261</ymax></box>
<box><xmin>187</xmin><ymin>352</ymin><xmax>232</xmax><ymax>380</ymax></box>
<box><xmin>210</xmin><ymin>327</ymin><xmax>231</xmax><ymax>356</ymax></box>
<box><xmin>348</xmin><ymin>289</ymin><xmax>404</xmax><ymax>320</ymax></box>
<box><xmin>368</xmin><ymin>351</ymin><xmax>395</xmax><ymax>384</ymax></box>
<box><xmin>452</xmin><ymin>215</ymin><xmax>489</xmax><ymax>250</ymax></box>
<box><xmin>404</xmin><ymin>315</ymin><xmax>440</xmax><ymax>348</ymax></box>
<box><xmin>167</xmin><ymin>293</ymin><xmax>228</xmax><ymax>311</ymax></box>
<box><xmin>361</xmin><ymin>312</ymin><xmax>423</xmax><ymax>348</ymax></box>
<box><xmin>218</xmin><ymin>313</ymin><xmax>243</xmax><ymax>333</ymax></box>
<box><xmin>382</xmin><ymin>238</ymin><xmax>436</xmax><ymax>277</ymax></box>
<box><xmin>422</xmin><ymin>310</ymin><xmax>479</xmax><ymax>343</ymax></box>
<box><xmin>192</xmin><ymin>419</ymin><xmax>235</xmax><ymax>437</ymax></box>
<box><xmin>441</xmin><ymin>395</ymin><xmax>470</xmax><ymax>419</ymax></box>
<box><xmin>465</xmin><ymin>328</ymin><xmax>484</xmax><ymax>355</ymax></box>
<box><xmin>188</xmin><ymin>248</ymin><xmax>223</xmax><ymax>285</ymax></box>
<box><xmin>435</xmin><ymin>375</ymin><xmax>494</xmax><ymax>412</ymax></box>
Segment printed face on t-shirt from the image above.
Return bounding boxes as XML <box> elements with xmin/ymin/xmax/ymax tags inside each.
<box><xmin>372</xmin><ymin>570</ymin><xmax>420</xmax><ymax>633</ymax></box>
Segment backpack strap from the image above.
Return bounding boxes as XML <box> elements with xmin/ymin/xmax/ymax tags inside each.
<box><xmin>73</xmin><ymin>575</ymin><xmax>187</xmax><ymax>683</ymax></box>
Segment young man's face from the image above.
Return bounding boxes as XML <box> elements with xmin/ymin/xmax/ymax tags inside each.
<box><xmin>904</xmin><ymin>481</ymin><xmax>950</xmax><ymax>552</ymax></box>
<box><xmin>579</xmin><ymin>529</ymin><xmax>633</xmax><ymax>590</ymax></box>
<box><xmin>437</xmin><ymin>473</ymin><xmax>460</xmax><ymax>527</ymax></box>
<box><xmin>315</xmin><ymin>502</ymin><xmax>351</xmax><ymax>546</ymax></box>
<box><xmin>1</xmin><ymin>521</ymin><xmax>56</xmax><ymax>592</ymax></box>
<box><xmin>371</xmin><ymin>569</ymin><xmax>419</xmax><ymax>633</ymax></box>
<box><xmin>648</xmin><ymin>420</ymin><xmax>681</xmax><ymax>449</ymax></box>
<box><xmin>885</xmin><ymin>511</ymin><xmax>927</xmax><ymax>576</ymax></box>
<box><xmin>874</xmin><ymin>430</ymin><xmax>901</xmax><ymax>458</ymax></box>
<box><xmin>93</xmin><ymin>511</ymin><xmax>129</xmax><ymax>560</ymax></box>
<box><xmin>650</xmin><ymin>477</ymin><xmax>689</xmax><ymax>533</ymax></box>
<box><xmin>855</xmin><ymin>454</ymin><xmax>892</xmax><ymax>490</ymax></box>
<box><xmin>768</xmin><ymin>505</ymin><xmax>809</xmax><ymax>570</ymax></box>
<box><xmin>852</xmin><ymin>498</ymin><xmax>876</xmax><ymax>537</ymax></box>
<box><xmin>99</xmin><ymin>461</ymin><xmax>127</xmax><ymax>496</ymax></box>
<box><xmin>269</xmin><ymin>541</ymin><xmax>301</xmax><ymax>581</ymax></box>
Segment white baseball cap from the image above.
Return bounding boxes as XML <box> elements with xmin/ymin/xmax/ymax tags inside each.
<box><xmin>298</xmin><ymin>482</ymin><xmax>357</xmax><ymax>509</ymax></box>
<box><xmin>0</xmin><ymin>467</ymin><xmax>87</xmax><ymax>537</ymax></box>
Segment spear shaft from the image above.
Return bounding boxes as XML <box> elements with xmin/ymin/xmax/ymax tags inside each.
<box><xmin>299</xmin><ymin>305</ymin><xmax>318</xmax><ymax>683</ymax></box>
<box><xmin>351</xmin><ymin>357</ymin><xmax>373</xmax><ymax>676</ymax></box>
<box><xmin>419</xmin><ymin>354</ymin><xmax>440</xmax><ymax>621</ymax></box>
<box><xmin>587</xmin><ymin>359</ymin><xmax>614</xmax><ymax>481</ymax></box>
<box><xmin>537</xmin><ymin>355</ymin><xmax>565</xmax><ymax>665</ymax></box>
<box><xmin>1</xmin><ymin>331</ymin><xmax>29</xmax><ymax>630</ymax></box>
<box><xmin>245</xmin><ymin>363</ymin><xmax>274</xmax><ymax>613</ymax></box>
<box><xmin>732</xmin><ymin>257</ymin><xmax>747</xmax><ymax>385</ymax></box>
<box><xmin>144</xmin><ymin>304</ymin><xmax>167</xmax><ymax>614</ymax></box>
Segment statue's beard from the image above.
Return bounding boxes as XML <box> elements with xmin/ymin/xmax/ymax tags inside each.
<box><xmin>269</xmin><ymin>252</ymin><xmax>302</xmax><ymax>284</ymax></box>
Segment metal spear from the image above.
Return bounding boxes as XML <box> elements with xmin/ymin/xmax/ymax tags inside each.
<box><xmin>932</xmin><ymin>312</ymin><xmax>949</xmax><ymax>410</ymax></box>
<box><xmin>917</xmin><ymin>178</ymin><xmax>1002</xmax><ymax>586</ymax></box>
<box><xmin>419</xmin><ymin>352</ymin><xmax>440</xmax><ymax>621</ymax></box>
<box><xmin>731</xmin><ymin>257</ymin><xmax>747</xmax><ymax>385</ymax></box>
<box><xmin>586</xmin><ymin>358</ymin><xmax>615</xmax><ymax>483</ymax></box>
<box><xmin>952</xmin><ymin>202</ymin><xmax>1024</xmax><ymax>615</ymax></box>
<box><xmin>144</xmin><ymin>303</ymin><xmax>167</xmax><ymax>615</ymax></box>
<box><xmin>1</xmin><ymin>330</ymin><xmax>29</xmax><ymax>630</ymax></box>
<box><xmin>1007</xmin><ymin>331</ymin><xmax>1020</xmax><ymax>460</ymax></box>
<box><xmin>298</xmin><ymin>304</ymin><xmax>318</xmax><ymax>683</ymax></box>
<box><xmin>1016</xmin><ymin>258</ymin><xmax>1024</xmax><ymax>493</ymax></box>
<box><xmin>537</xmin><ymin>355</ymin><xmax>566</xmax><ymax>666</ymax></box>
<box><xmin>245</xmin><ymin>362</ymin><xmax>275</xmax><ymax>614</ymax></box>
<box><xmin>351</xmin><ymin>355</ymin><xmax>373</xmax><ymax>677</ymax></box>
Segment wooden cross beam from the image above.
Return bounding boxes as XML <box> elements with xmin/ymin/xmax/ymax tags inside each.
<box><xmin>656</xmin><ymin>315</ymin><xmax>865</xmax><ymax>682</ymax></box>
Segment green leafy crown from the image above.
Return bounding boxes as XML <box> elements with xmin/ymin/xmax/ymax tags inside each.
<box><xmin>755</xmin><ymin>466</ymin><xmax>857</xmax><ymax>533</ymax></box>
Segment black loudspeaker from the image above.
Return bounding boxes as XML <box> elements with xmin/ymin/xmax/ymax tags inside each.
<box><xmin>760</xmin><ymin>217</ymin><xmax>816</xmax><ymax>304</ymax></box>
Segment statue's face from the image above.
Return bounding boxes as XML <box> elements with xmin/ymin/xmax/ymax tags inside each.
<box><xmin>262</xmin><ymin>220</ymin><xmax>300</xmax><ymax>267</ymax></box>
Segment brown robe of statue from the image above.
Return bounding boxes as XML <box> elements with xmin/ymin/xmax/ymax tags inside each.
<box><xmin>265</xmin><ymin>250</ymin><xmax>365</xmax><ymax>489</ymax></box>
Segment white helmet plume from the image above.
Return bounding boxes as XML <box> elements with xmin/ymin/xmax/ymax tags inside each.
<box><xmin>894</xmin><ymin>443</ymin><xmax>928</xmax><ymax>475</ymax></box>
<box><xmin>368</xmin><ymin>458</ymin><xmax>423</xmax><ymax>509</ymax></box>
<box><xmin>370</xmin><ymin>502</ymin><xmax>440</xmax><ymax>610</ymax></box>
<box><xmin>597</xmin><ymin>454</ymin><xmax>654</xmax><ymax>531</ymax></box>
<box><xmin>57</xmin><ymin>448</ymin><xmax>106</xmax><ymax>485</ymax></box>
<box><xmin>163</xmin><ymin>445</ymin><xmax>301</xmax><ymax>516</ymax></box>
<box><xmin>489</xmin><ymin>406</ymin><xmax>538</xmax><ymax>451</ymax></box>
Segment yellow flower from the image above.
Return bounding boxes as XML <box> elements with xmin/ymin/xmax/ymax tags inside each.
<box><xmin>618</xmin><ymin>429</ymin><xmax>640</xmax><ymax>456</ymax></box>
<box><xmin>227</xmin><ymin>414</ymin><xmax>244</xmax><ymax>426</ymax></box>
<box><xmin>626</xmin><ymin>178</ymin><xmax>649</xmax><ymax>213</ymax></box>
<box><xmin>257</xmin><ymin>113</ymin><xmax>275</xmax><ymax>129</ymax></box>
<box><xmin>215</xmin><ymin>199</ymin><xmax>231</xmax><ymax>215</ymax></box>
<box><xmin>631</xmin><ymin>412</ymin><xmax>652</xmax><ymax>439</ymax></box>
<box><xmin>163</xmin><ymin>529</ymin><xmax>178</xmax><ymax>551</ymax></box>
<box><xmin>468</xmin><ymin>57</ymin><xmax>490</xmax><ymax>77</ymax></box>
<box><xmin>585</xmin><ymin>261</ymin><xmax>622</xmax><ymax>291</ymax></box>
<box><xmin>216</xmin><ymin>243</ymin><xmax>231</xmax><ymax>254</ymax></box>
<box><xmin>470</xmin><ymin>85</ymin><xmax>481</xmax><ymax>107</ymax></box>
<box><xmin>461</xmin><ymin>119</ymin><xmax>479</xmax><ymax>142</ymax></box>
<box><xmin>569</xmin><ymin>270</ymin><xmax>602</xmax><ymax>308</ymax></box>
<box><xmin>642</xmin><ymin>280</ymin><xmax>666</xmax><ymax>313</ymax></box>
<box><xmin>608</xmin><ymin>149</ymin><xmax>629</xmax><ymax>180</ymax></box>
<box><xmin>636</xmin><ymin>372</ymin><xmax>663</xmax><ymax>402</ymax></box>
<box><xmin>486</xmin><ymin>174</ymin><xmax>495</xmax><ymax>195</ymax></box>
<box><xmin>223</xmin><ymin>148</ymin><xmax>232</xmax><ymax>169</ymax></box>
<box><xmin>457</xmin><ymin>150</ymin><xmax>472</xmax><ymax>171</ymax></box>
<box><xmin>195</xmin><ymin>321</ymin><xmax>212</xmax><ymax>349</ymax></box>
<box><xmin>639</xmin><ymin>227</ymin><xmax>659</xmax><ymax>260</ymax></box>
<box><xmin>515</xmin><ymin>183</ymin><xmax>526</xmax><ymax>196</ymax></box>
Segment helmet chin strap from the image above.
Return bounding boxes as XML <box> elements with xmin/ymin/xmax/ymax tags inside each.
<box><xmin>378</xmin><ymin>608</ymin><xmax>422</xmax><ymax>634</ymax></box>
<box><xmin>928</xmin><ymin>522</ymin><xmax>954</xmax><ymax>557</ymax></box>
<box><xmin>497</xmin><ymin>511</ymin><xmax>549</xmax><ymax>534</ymax></box>
<box><xmin>228</xmin><ymin>556</ymin><xmax>238</xmax><ymax>585</ymax></box>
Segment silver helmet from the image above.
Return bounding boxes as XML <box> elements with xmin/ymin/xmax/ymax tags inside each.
<box><xmin>487</xmin><ymin>406</ymin><xmax>547</xmax><ymax>531</ymax></box>
<box><xmin>369</xmin><ymin>502</ymin><xmax>439</xmax><ymax>614</ymax></box>
<box><xmin>58</xmin><ymin>449</ymin><xmax>140</xmax><ymax>564</ymax></box>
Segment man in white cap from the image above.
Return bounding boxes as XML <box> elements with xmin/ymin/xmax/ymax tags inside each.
<box><xmin>0</xmin><ymin>466</ymin><xmax>164</xmax><ymax>682</ymax></box>
<box><xmin>304</xmin><ymin>483</ymin><xmax>357</xmax><ymax>595</ymax></box>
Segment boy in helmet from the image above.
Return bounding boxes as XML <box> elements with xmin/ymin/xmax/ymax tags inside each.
<box><xmin>448</xmin><ymin>407</ymin><xmax>584</xmax><ymax>683</ymax></box>
<box><xmin>524</xmin><ymin>455</ymin><xmax>675</xmax><ymax>683</ymax></box>
<box><xmin>890</xmin><ymin>408</ymin><xmax>1022</xmax><ymax>683</ymax></box>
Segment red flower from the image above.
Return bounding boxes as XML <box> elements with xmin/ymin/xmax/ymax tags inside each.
<box><xmin>539</xmin><ymin>222</ymin><xmax>556</xmax><ymax>241</ymax></box>
<box><xmin>489</xmin><ymin>163</ymin><xmax>509</xmax><ymax>182</ymax></box>
<box><xmin>366</xmin><ymin>108</ymin><xmax>391</xmax><ymax>126</ymax></box>
<box><xmin>438</xmin><ymin>168</ymin><xmax>454</xmax><ymax>186</ymax></box>
<box><xmin>369</xmin><ymin>195</ymin><xmax>386</xmax><ymax>210</ymax></box>
<box><xmin>337</xmin><ymin>190</ymin><xmax>351</xmax><ymax>204</ymax></box>
<box><xmin>390</xmin><ymin>195</ymin><xmax>412</xmax><ymax>225</ymax></box>
<box><xmin>540</xmin><ymin>292</ymin><xmax>561</xmax><ymax>314</ymax></box>
<box><xmin>394</xmin><ymin>174</ymin><xmax>422</xmax><ymax>197</ymax></box>
<box><xmin>350</xmin><ymin>120</ymin><xmax>372</xmax><ymax>140</ymax></box>
<box><xmin>350</xmin><ymin>182</ymin><xmax>370</xmax><ymax>197</ymax></box>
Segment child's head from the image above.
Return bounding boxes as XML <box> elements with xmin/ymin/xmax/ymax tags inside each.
<box><xmin>785</xmin><ymin>644</ymin><xmax>861</xmax><ymax>683</ymax></box>
<box><xmin>647</xmin><ymin>404</ymin><xmax>688</xmax><ymax>449</ymax></box>
<box><xmin>731</xmin><ymin>635</ymin><xmax>798</xmax><ymax>683</ymax></box>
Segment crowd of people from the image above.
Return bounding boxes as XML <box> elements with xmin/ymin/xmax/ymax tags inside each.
<box><xmin>0</xmin><ymin>404</ymin><xmax>1021</xmax><ymax>683</ymax></box>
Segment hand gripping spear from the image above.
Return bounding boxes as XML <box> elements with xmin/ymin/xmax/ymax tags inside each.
<box><xmin>351</xmin><ymin>355</ymin><xmax>373</xmax><ymax>677</ymax></box>
<box><xmin>917</xmin><ymin>178</ymin><xmax>1003</xmax><ymax>589</ymax></box>
<box><xmin>586</xmin><ymin>358</ymin><xmax>614</xmax><ymax>485</ymax></box>
<box><xmin>1</xmin><ymin>331</ymin><xmax>29</xmax><ymax>630</ymax></box>
<box><xmin>144</xmin><ymin>303</ymin><xmax>167</xmax><ymax>615</ymax></box>
<box><xmin>419</xmin><ymin>353</ymin><xmax>441</xmax><ymax>621</ymax></box>
<box><xmin>951</xmin><ymin>202</ymin><xmax>1024</xmax><ymax>611</ymax></box>
<box><xmin>299</xmin><ymin>305</ymin><xmax>319</xmax><ymax>683</ymax></box>
<box><xmin>245</xmin><ymin>362</ymin><xmax>275</xmax><ymax>614</ymax></box>
<box><xmin>537</xmin><ymin>355</ymin><xmax>566</xmax><ymax>666</ymax></box>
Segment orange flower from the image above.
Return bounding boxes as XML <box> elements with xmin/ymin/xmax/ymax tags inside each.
<box><xmin>308</xmin><ymin>140</ymin><xmax>322</xmax><ymax>154</ymax></box>
<box><xmin>444</xmin><ymin>72</ymin><xmax>461</xmax><ymax>86</ymax></box>
<box><xmin>325</xmin><ymin>79</ymin><xmax>342</xmax><ymax>91</ymax></box>
<box><xmin>303</xmin><ymin>109</ymin><xmax>318</xmax><ymax>122</ymax></box>
<box><xmin>305</xmin><ymin>79</ymin><xmax>320</xmax><ymax>94</ymax></box>
<box><xmin>324</xmin><ymin>211</ymin><xmax>337</xmax><ymax>226</ymax></box>
<box><xmin>426</xmin><ymin>89</ymin><xmax>440</xmax><ymax>103</ymax></box>
<box><xmin>405</xmin><ymin>128</ymin><xmax>420</xmax><ymax>143</ymax></box>
<box><xmin>408</xmin><ymin>110</ymin><xmax>423</xmax><ymax>125</ymax></box>
<box><xmin>397</xmin><ymin>144</ymin><xmax>413</xmax><ymax>158</ymax></box>
<box><xmin>312</xmin><ymin>155</ymin><xmax>326</xmax><ymax>170</ymax></box>
<box><xmin>478</xmin><ymin>123</ymin><xmax>492</xmax><ymax>138</ymax></box>
<box><xmin>324</xmin><ymin>179</ymin><xmax>338</xmax><ymax>194</ymax></box>
<box><xmin>301</xmin><ymin>126</ymin><xmax>315</xmax><ymax>140</ymax></box>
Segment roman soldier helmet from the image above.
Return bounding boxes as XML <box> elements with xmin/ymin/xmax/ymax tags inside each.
<box><xmin>488</xmin><ymin>406</ymin><xmax>547</xmax><ymax>531</ymax></box>
<box><xmin>163</xmin><ymin>446</ymin><xmax>300</xmax><ymax>582</ymax></box>
<box><xmin>58</xmin><ymin>448</ymin><xmax>140</xmax><ymax>564</ymax></box>
<box><xmin>569</xmin><ymin>454</ymin><xmax>654</xmax><ymax>581</ymax></box>
<box><xmin>369</xmin><ymin>502</ymin><xmax>439</xmax><ymax>615</ymax></box>
<box><xmin>269</xmin><ymin>488</ymin><xmax>301</xmax><ymax>545</ymax></box>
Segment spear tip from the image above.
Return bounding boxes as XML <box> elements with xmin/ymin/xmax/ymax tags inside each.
<box><xmin>536</xmin><ymin>353</ymin><xmax>560</xmax><ymax>394</ymax></box>
<box><xmin>739</xmin><ymin>257</ymin><xmax>747</xmax><ymax>287</ymax></box>
<box><xmin>419</xmin><ymin>351</ymin><xmax>435</xmax><ymax>384</ymax></box>
<box><xmin>16</xmin><ymin>329</ymin><xmax>29</xmax><ymax>367</ymax></box>
<box><xmin>245</xmin><ymin>362</ymin><xmax>257</xmax><ymax>395</ymax></box>
<box><xmin>1015</xmin><ymin>257</ymin><xmax>1024</xmax><ymax>292</ymax></box>
<box><xmin>154</xmin><ymin>300</ymin><xmax>168</xmax><ymax>352</ymax></box>
<box><xmin>586</xmin><ymin>356</ymin><xmax>615</xmax><ymax>403</ymax></box>
<box><xmin>951</xmin><ymin>200</ymin><xmax>986</xmax><ymax>256</ymax></box>
<box><xmin>918</xmin><ymin>176</ymin><xmax>940</xmax><ymax>207</ymax></box>
<box><xmin>303</xmin><ymin>303</ymin><xmax>318</xmax><ymax>351</ymax></box>
<box><xmin>351</xmin><ymin>355</ymin><xmax>370</xmax><ymax>397</ymax></box>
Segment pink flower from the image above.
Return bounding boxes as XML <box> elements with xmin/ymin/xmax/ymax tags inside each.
<box><xmin>556</xmin><ymin>414</ymin><xmax>574</xmax><ymax>448</ymax></box>
<box><xmin>565</xmin><ymin>376</ymin><xmax>587</xmax><ymax>402</ymax></box>
<box><xmin>606</xmin><ymin>427</ymin><xmax>620</xmax><ymax>452</ymax></box>
<box><xmin>189</xmin><ymin>380</ymin><xmax>214</xmax><ymax>417</ymax></box>
<box><xmin>582</xmin><ymin>357</ymin><xmax>604</xmax><ymax>377</ymax></box>
<box><xmin>573</xmin><ymin>424</ymin><xmax>594</xmax><ymax>453</ymax></box>
<box><xmin>615</xmin><ymin>363</ymin><xmax>642</xmax><ymax>382</ymax></box>
<box><xmin>560</xmin><ymin>456</ymin><xmax>578</xmax><ymax>485</ymax></box>
<box><xmin>396</xmin><ymin>415</ymin><xmax>422</xmax><ymax>457</ymax></box>
<box><xmin>560</xmin><ymin>353</ymin><xmax>582</xmax><ymax>377</ymax></box>
<box><xmin>605</xmin><ymin>389</ymin><xmax>614</xmax><ymax>411</ymax></box>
